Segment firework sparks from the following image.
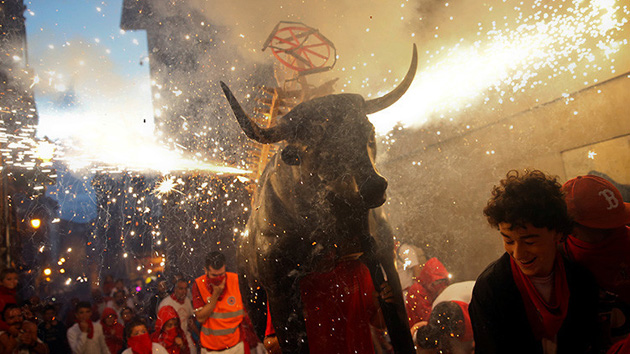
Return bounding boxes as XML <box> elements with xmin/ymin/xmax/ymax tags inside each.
<box><xmin>369</xmin><ymin>0</ymin><xmax>629</xmax><ymax>134</ymax></box>
<box><xmin>152</xmin><ymin>176</ymin><xmax>182</xmax><ymax>196</ymax></box>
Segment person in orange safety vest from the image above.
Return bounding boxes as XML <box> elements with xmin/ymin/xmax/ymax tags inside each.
<box><xmin>192</xmin><ymin>251</ymin><xmax>245</xmax><ymax>354</ymax></box>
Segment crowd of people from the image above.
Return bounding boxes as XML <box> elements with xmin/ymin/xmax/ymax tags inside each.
<box><xmin>1</xmin><ymin>170</ymin><xmax>630</xmax><ymax>353</ymax></box>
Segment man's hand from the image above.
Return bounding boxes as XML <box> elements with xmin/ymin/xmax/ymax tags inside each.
<box><xmin>379</xmin><ymin>282</ymin><xmax>394</xmax><ymax>303</ymax></box>
<box><xmin>210</xmin><ymin>278</ymin><xmax>226</xmax><ymax>299</ymax></box>
<box><xmin>78</xmin><ymin>320</ymin><xmax>89</xmax><ymax>333</ymax></box>
<box><xmin>175</xmin><ymin>337</ymin><xmax>184</xmax><ymax>347</ymax></box>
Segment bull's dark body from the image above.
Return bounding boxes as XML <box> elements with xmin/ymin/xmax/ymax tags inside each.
<box><xmin>222</xmin><ymin>45</ymin><xmax>417</xmax><ymax>353</ymax></box>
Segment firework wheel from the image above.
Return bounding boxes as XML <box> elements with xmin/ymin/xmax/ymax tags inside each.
<box><xmin>263</xmin><ymin>21</ymin><xmax>336</xmax><ymax>74</ymax></box>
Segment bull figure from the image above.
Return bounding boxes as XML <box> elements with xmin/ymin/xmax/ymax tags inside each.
<box><xmin>221</xmin><ymin>44</ymin><xmax>417</xmax><ymax>353</ymax></box>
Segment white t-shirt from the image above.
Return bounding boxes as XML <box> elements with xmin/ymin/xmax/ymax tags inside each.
<box><xmin>67</xmin><ymin>321</ymin><xmax>110</xmax><ymax>354</ymax></box>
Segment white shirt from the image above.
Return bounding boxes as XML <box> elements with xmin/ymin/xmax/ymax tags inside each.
<box><xmin>66</xmin><ymin>321</ymin><xmax>109</xmax><ymax>354</ymax></box>
<box><xmin>158</xmin><ymin>295</ymin><xmax>196</xmax><ymax>354</ymax></box>
<box><xmin>122</xmin><ymin>342</ymin><xmax>169</xmax><ymax>354</ymax></box>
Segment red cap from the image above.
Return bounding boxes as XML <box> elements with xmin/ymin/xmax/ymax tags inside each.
<box><xmin>563</xmin><ymin>175</ymin><xmax>630</xmax><ymax>229</ymax></box>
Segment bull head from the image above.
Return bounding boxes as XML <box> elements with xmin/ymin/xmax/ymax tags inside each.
<box><xmin>221</xmin><ymin>44</ymin><xmax>417</xmax><ymax>209</ymax></box>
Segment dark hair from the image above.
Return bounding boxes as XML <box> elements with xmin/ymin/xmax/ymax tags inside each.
<box><xmin>416</xmin><ymin>302</ymin><xmax>465</xmax><ymax>349</ymax></box>
<box><xmin>75</xmin><ymin>301</ymin><xmax>92</xmax><ymax>312</ymax></box>
<box><xmin>483</xmin><ymin>170</ymin><xmax>572</xmax><ymax>235</ymax></box>
<box><xmin>205</xmin><ymin>251</ymin><xmax>225</xmax><ymax>270</ymax></box>
<box><xmin>0</xmin><ymin>268</ymin><xmax>17</xmax><ymax>281</ymax></box>
<box><xmin>2</xmin><ymin>303</ymin><xmax>21</xmax><ymax>321</ymax></box>
<box><xmin>124</xmin><ymin>317</ymin><xmax>148</xmax><ymax>339</ymax></box>
<box><xmin>42</xmin><ymin>304</ymin><xmax>56</xmax><ymax>314</ymax></box>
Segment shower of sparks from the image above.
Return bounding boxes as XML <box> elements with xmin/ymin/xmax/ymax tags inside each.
<box><xmin>369</xmin><ymin>0</ymin><xmax>629</xmax><ymax>134</ymax></box>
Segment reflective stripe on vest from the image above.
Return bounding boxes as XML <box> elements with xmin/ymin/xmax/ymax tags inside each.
<box><xmin>195</xmin><ymin>272</ymin><xmax>243</xmax><ymax>350</ymax></box>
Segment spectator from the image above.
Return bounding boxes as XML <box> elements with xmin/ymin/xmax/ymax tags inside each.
<box><xmin>0</xmin><ymin>303</ymin><xmax>48</xmax><ymax>353</ymax></box>
<box><xmin>158</xmin><ymin>278</ymin><xmax>197</xmax><ymax>353</ymax></box>
<box><xmin>38</xmin><ymin>305</ymin><xmax>70</xmax><ymax>354</ymax></box>
<box><xmin>152</xmin><ymin>305</ymin><xmax>190</xmax><ymax>354</ymax></box>
<box><xmin>102</xmin><ymin>275</ymin><xmax>115</xmax><ymax>299</ymax></box>
<box><xmin>91</xmin><ymin>288</ymin><xmax>107</xmax><ymax>322</ymax></box>
<box><xmin>122</xmin><ymin>318</ymin><xmax>168</xmax><ymax>354</ymax></box>
<box><xmin>192</xmin><ymin>251</ymin><xmax>246</xmax><ymax>354</ymax></box>
<box><xmin>470</xmin><ymin>170</ymin><xmax>599</xmax><ymax>353</ymax></box>
<box><xmin>405</xmin><ymin>257</ymin><xmax>450</xmax><ymax>326</ymax></box>
<box><xmin>101</xmin><ymin>307</ymin><xmax>124</xmax><ymax>354</ymax></box>
<box><xmin>147</xmin><ymin>279</ymin><xmax>170</xmax><ymax>328</ymax></box>
<box><xmin>0</xmin><ymin>268</ymin><xmax>19</xmax><ymax>333</ymax></box>
<box><xmin>412</xmin><ymin>281</ymin><xmax>475</xmax><ymax>354</ymax></box>
<box><xmin>562</xmin><ymin>175</ymin><xmax>630</xmax><ymax>345</ymax></box>
<box><xmin>120</xmin><ymin>307</ymin><xmax>135</xmax><ymax>327</ymax></box>
<box><xmin>107</xmin><ymin>290</ymin><xmax>130</xmax><ymax>321</ymax></box>
<box><xmin>66</xmin><ymin>301</ymin><xmax>109</xmax><ymax>354</ymax></box>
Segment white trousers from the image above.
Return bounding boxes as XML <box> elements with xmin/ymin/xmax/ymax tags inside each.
<box><xmin>201</xmin><ymin>341</ymin><xmax>244</xmax><ymax>354</ymax></box>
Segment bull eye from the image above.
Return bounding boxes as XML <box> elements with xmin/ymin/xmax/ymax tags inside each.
<box><xmin>281</xmin><ymin>145</ymin><xmax>301</xmax><ymax>166</ymax></box>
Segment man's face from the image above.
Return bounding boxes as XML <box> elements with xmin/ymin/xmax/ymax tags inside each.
<box><xmin>114</xmin><ymin>291</ymin><xmax>125</xmax><ymax>306</ymax></box>
<box><xmin>163</xmin><ymin>318</ymin><xmax>178</xmax><ymax>331</ymax></box>
<box><xmin>174</xmin><ymin>281</ymin><xmax>187</xmax><ymax>301</ymax></box>
<box><xmin>122</xmin><ymin>309</ymin><xmax>133</xmax><ymax>322</ymax></box>
<box><xmin>130</xmin><ymin>324</ymin><xmax>147</xmax><ymax>337</ymax></box>
<box><xmin>499</xmin><ymin>222</ymin><xmax>562</xmax><ymax>277</ymax></box>
<box><xmin>76</xmin><ymin>307</ymin><xmax>92</xmax><ymax>322</ymax></box>
<box><xmin>4</xmin><ymin>308</ymin><xmax>23</xmax><ymax>329</ymax></box>
<box><xmin>43</xmin><ymin>309</ymin><xmax>55</xmax><ymax>323</ymax></box>
<box><xmin>205</xmin><ymin>265</ymin><xmax>226</xmax><ymax>285</ymax></box>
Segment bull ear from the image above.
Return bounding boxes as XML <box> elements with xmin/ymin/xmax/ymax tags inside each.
<box><xmin>281</xmin><ymin>145</ymin><xmax>301</xmax><ymax>166</ymax></box>
<box><xmin>365</xmin><ymin>44</ymin><xmax>418</xmax><ymax>114</ymax></box>
<box><xmin>220</xmin><ymin>81</ymin><xmax>287</xmax><ymax>144</ymax></box>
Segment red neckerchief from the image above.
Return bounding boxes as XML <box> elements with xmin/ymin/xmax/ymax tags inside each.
<box><xmin>128</xmin><ymin>332</ymin><xmax>152</xmax><ymax>354</ymax></box>
<box><xmin>170</xmin><ymin>293</ymin><xmax>184</xmax><ymax>305</ymax></box>
<box><xmin>510</xmin><ymin>254</ymin><xmax>570</xmax><ymax>340</ymax></box>
<box><xmin>86</xmin><ymin>320</ymin><xmax>94</xmax><ymax>339</ymax></box>
<box><xmin>152</xmin><ymin>327</ymin><xmax>189</xmax><ymax>354</ymax></box>
<box><xmin>204</xmin><ymin>275</ymin><xmax>227</xmax><ymax>300</ymax></box>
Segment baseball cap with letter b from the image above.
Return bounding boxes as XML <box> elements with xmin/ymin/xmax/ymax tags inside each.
<box><xmin>562</xmin><ymin>175</ymin><xmax>630</xmax><ymax>229</ymax></box>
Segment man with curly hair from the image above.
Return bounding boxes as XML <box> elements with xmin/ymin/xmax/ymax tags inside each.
<box><xmin>469</xmin><ymin>170</ymin><xmax>599</xmax><ymax>353</ymax></box>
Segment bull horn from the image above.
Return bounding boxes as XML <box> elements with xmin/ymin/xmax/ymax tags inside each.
<box><xmin>365</xmin><ymin>43</ymin><xmax>418</xmax><ymax>114</ymax></box>
<box><xmin>220</xmin><ymin>81</ymin><xmax>287</xmax><ymax>144</ymax></box>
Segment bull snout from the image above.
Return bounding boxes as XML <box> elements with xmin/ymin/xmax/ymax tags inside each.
<box><xmin>359</xmin><ymin>174</ymin><xmax>388</xmax><ymax>209</ymax></box>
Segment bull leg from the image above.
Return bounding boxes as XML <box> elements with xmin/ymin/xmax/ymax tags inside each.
<box><xmin>267</xmin><ymin>276</ymin><xmax>309</xmax><ymax>354</ymax></box>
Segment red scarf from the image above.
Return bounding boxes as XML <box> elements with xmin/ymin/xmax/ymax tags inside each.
<box><xmin>85</xmin><ymin>320</ymin><xmax>94</xmax><ymax>339</ymax></box>
<box><xmin>152</xmin><ymin>327</ymin><xmax>189</xmax><ymax>354</ymax></box>
<box><xmin>170</xmin><ymin>293</ymin><xmax>184</xmax><ymax>305</ymax></box>
<box><xmin>128</xmin><ymin>332</ymin><xmax>153</xmax><ymax>354</ymax></box>
<box><xmin>510</xmin><ymin>254</ymin><xmax>570</xmax><ymax>340</ymax></box>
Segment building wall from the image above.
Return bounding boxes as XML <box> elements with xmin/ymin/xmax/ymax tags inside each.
<box><xmin>380</xmin><ymin>72</ymin><xmax>630</xmax><ymax>281</ymax></box>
